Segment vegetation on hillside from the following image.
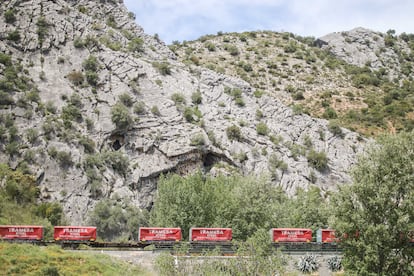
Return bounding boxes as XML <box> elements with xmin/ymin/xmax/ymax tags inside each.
<box><xmin>0</xmin><ymin>164</ymin><xmax>65</xmax><ymax>239</ymax></box>
<box><xmin>0</xmin><ymin>243</ymin><xmax>150</xmax><ymax>276</ymax></box>
<box><xmin>172</xmin><ymin>30</ymin><xmax>414</xmax><ymax>136</ymax></box>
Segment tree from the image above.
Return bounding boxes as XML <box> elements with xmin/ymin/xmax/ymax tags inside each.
<box><xmin>150</xmin><ymin>172</ymin><xmax>287</xmax><ymax>240</ymax></box>
<box><xmin>332</xmin><ymin>131</ymin><xmax>414</xmax><ymax>275</ymax></box>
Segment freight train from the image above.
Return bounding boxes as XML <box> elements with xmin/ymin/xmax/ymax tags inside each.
<box><xmin>0</xmin><ymin>225</ymin><xmax>337</xmax><ymax>244</ymax></box>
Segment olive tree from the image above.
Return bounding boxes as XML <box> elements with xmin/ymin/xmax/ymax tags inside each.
<box><xmin>332</xmin><ymin>131</ymin><xmax>414</xmax><ymax>275</ymax></box>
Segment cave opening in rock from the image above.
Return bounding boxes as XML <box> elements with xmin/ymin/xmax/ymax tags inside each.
<box><xmin>203</xmin><ymin>152</ymin><xmax>218</xmax><ymax>168</ymax></box>
<box><xmin>112</xmin><ymin>139</ymin><xmax>121</xmax><ymax>150</ymax></box>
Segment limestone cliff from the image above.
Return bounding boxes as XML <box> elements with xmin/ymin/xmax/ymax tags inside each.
<box><xmin>0</xmin><ymin>0</ymin><xmax>367</xmax><ymax>223</ymax></box>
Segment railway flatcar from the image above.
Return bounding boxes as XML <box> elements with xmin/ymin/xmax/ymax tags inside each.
<box><xmin>138</xmin><ymin>227</ymin><xmax>182</xmax><ymax>242</ymax></box>
<box><xmin>189</xmin><ymin>227</ymin><xmax>232</xmax><ymax>242</ymax></box>
<box><xmin>270</xmin><ymin>228</ymin><xmax>312</xmax><ymax>242</ymax></box>
<box><xmin>54</xmin><ymin>226</ymin><xmax>97</xmax><ymax>241</ymax></box>
<box><xmin>0</xmin><ymin>225</ymin><xmax>43</xmax><ymax>241</ymax></box>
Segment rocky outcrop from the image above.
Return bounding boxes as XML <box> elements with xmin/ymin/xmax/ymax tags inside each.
<box><xmin>0</xmin><ymin>0</ymin><xmax>367</xmax><ymax>224</ymax></box>
<box><xmin>317</xmin><ymin>27</ymin><xmax>410</xmax><ymax>78</ymax></box>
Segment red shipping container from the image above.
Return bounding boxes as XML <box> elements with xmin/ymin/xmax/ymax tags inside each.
<box><xmin>270</xmin><ymin>228</ymin><xmax>312</xmax><ymax>242</ymax></box>
<box><xmin>0</xmin><ymin>225</ymin><xmax>43</xmax><ymax>240</ymax></box>
<box><xmin>54</xmin><ymin>226</ymin><xmax>97</xmax><ymax>241</ymax></box>
<box><xmin>139</xmin><ymin>227</ymin><xmax>182</xmax><ymax>242</ymax></box>
<box><xmin>317</xmin><ymin>229</ymin><xmax>338</xmax><ymax>243</ymax></box>
<box><xmin>189</xmin><ymin>227</ymin><xmax>232</xmax><ymax>242</ymax></box>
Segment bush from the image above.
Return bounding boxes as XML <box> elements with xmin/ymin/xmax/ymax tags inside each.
<box><xmin>328</xmin><ymin>120</ymin><xmax>344</xmax><ymax>137</ymax></box>
<box><xmin>307</xmin><ymin>149</ymin><xmax>328</xmax><ymax>171</ymax></box>
<box><xmin>88</xmin><ymin>198</ymin><xmax>148</xmax><ymax>241</ymax></box>
<box><xmin>226</xmin><ymin>125</ymin><xmax>242</xmax><ymax>141</ymax></box>
<box><xmin>153</xmin><ymin>62</ymin><xmax>171</xmax><ymax>75</ymax></box>
<box><xmin>7</xmin><ymin>30</ymin><xmax>21</xmax><ymax>42</ymax></box>
<box><xmin>4</xmin><ymin>9</ymin><xmax>16</xmax><ymax>24</ymax></box>
<box><xmin>111</xmin><ymin>103</ymin><xmax>133</xmax><ymax>130</ymax></box>
<box><xmin>127</xmin><ymin>37</ymin><xmax>144</xmax><ymax>52</ymax></box>
<box><xmin>190</xmin><ymin>133</ymin><xmax>205</xmax><ymax>146</ymax></box>
<box><xmin>133</xmin><ymin>101</ymin><xmax>146</xmax><ymax>114</ymax></box>
<box><xmin>191</xmin><ymin>91</ymin><xmax>202</xmax><ymax>104</ymax></box>
<box><xmin>323</xmin><ymin>107</ymin><xmax>338</xmax><ymax>119</ymax></box>
<box><xmin>82</xmin><ymin>55</ymin><xmax>99</xmax><ymax>71</ymax></box>
<box><xmin>85</xmin><ymin>71</ymin><xmax>98</xmax><ymax>86</ymax></box>
<box><xmin>151</xmin><ymin>105</ymin><xmax>161</xmax><ymax>116</ymax></box>
<box><xmin>171</xmin><ymin>93</ymin><xmax>186</xmax><ymax>105</ymax></box>
<box><xmin>119</xmin><ymin>93</ymin><xmax>133</xmax><ymax>107</ymax></box>
<box><xmin>36</xmin><ymin>17</ymin><xmax>49</xmax><ymax>42</ymax></box>
<box><xmin>256</xmin><ymin>122</ymin><xmax>269</xmax><ymax>136</ymax></box>
<box><xmin>56</xmin><ymin>151</ymin><xmax>73</xmax><ymax>168</ymax></box>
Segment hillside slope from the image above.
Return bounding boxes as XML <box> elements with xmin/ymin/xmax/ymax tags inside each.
<box><xmin>172</xmin><ymin>28</ymin><xmax>414</xmax><ymax>136</ymax></box>
<box><xmin>0</xmin><ymin>0</ymin><xmax>366</xmax><ymax>225</ymax></box>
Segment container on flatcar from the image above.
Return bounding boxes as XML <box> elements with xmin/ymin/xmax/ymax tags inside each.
<box><xmin>189</xmin><ymin>227</ymin><xmax>232</xmax><ymax>242</ymax></box>
<box><xmin>270</xmin><ymin>228</ymin><xmax>312</xmax><ymax>242</ymax></box>
<box><xmin>0</xmin><ymin>225</ymin><xmax>43</xmax><ymax>240</ymax></box>
<box><xmin>54</xmin><ymin>226</ymin><xmax>97</xmax><ymax>241</ymax></box>
<box><xmin>316</xmin><ymin>229</ymin><xmax>338</xmax><ymax>243</ymax></box>
<box><xmin>138</xmin><ymin>227</ymin><xmax>182</xmax><ymax>242</ymax></box>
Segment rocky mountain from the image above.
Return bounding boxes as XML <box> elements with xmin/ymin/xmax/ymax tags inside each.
<box><xmin>172</xmin><ymin>27</ymin><xmax>414</xmax><ymax>136</ymax></box>
<box><xmin>1</xmin><ymin>0</ymin><xmax>402</xmax><ymax>225</ymax></box>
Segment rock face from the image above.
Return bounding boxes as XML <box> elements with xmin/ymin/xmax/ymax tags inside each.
<box><xmin>0</xmin><ymin>0</ymin><xmax>367</xmax><ymax>224</ymax></box>
<box><xmin>318</xmin><ymin>27</ymin><xmax>408</xmax><ymax>77</ymax></box>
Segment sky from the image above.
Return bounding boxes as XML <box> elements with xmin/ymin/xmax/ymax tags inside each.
<box><xmin>124</xmin><ymin>0</ymin><xmax>414</xmax><ymax>44</ymax></box>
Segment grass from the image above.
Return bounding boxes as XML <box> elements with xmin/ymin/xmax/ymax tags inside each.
<box><xmin>0</xmin><ymin>243</ymin><xmax>152</xmax><ymax>276</ymax></box>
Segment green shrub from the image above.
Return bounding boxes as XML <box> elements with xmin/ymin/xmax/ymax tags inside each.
<box><xmin>190</xmin><ymin>133</ymin><xmax>205</xmax><ymax>146</ymax></box>
<box><xmin>133</xmin><ymin>101</ymin><xmax>146</xmax><ymax>114</ymax></box>
<box><xmin>151</xmin><ymin>105</ymin><xmax>161</xmax><ymax>116</ymax></box>
<box><xmin>36</xmin><ymin>17</ymin><xmax>49</xmax><ymax>42</ymax></box>
<box><xmin>56</xmin><ymin>151</ymin><xmax>73</xmax><ymax>168</ymax></box>
<box><xmin>256</xmin><ymin>122</ymin><xmax>269</xmax><ymax>136</ymax></box>
<box><xmin>111</xmin><ymin>103</ymin><xmax>133</xmax><ymax>130</ymax></box>
<box><xmin>82</xmin><ymin>55</ymin><xmax>99</xmax><ymax>71</ymax></box>
<box><xmin>235</xmin><ymin>97</ymin><xmax>245</xmax><ymax>107</ymax></box>
<box><xmin>191</xmin><ymin>91</ymin><xmax>202</xmax><ymax>104</ymax></box>
<box><xmin>85</xmin><ymin>71</ymin><xmax>98</xmax><ymax>86</ymax></box>
<box><xmin>4</xmin><ymin>9</ymin><xmax>16</xmax><ymax>23</ymax></box>
<box><xmin>153</xmin><ymin>62</ymin><xmax>171</xmax><ymax>75</ymax></box>
<box><xmin>106</xmin><ymin>15</ymin><xmax>117</xmax><ymax>28</ymax></box>
<box><xmin>323</xmin><ymin>107</ymin><xmax>338</xmax><ymax>119</ymax></box>
<box><xmin>119</xmin><ymin>93</ymin><xmax>133</xmax><ymax>107</ymax></box>
<box><xmin>328</xmin><ymin>120</ymin><xmax>344</xmax><ymax>137</ymax></box>
<box><xmin>226</xmin><ymin>124</ymin><xmax>242</xmax><ymax>141</ymax></box>
<box><xmin>225</xmin><ymin>44</ymin><xmax>239</xmax><ymax>56</ymax></box>
<box><xmin>5</xmin><ymin>141</ymin><xmax>19</xmax><ymax>156</ymax></box>
<box><xmin>171</xmin><ymin>93</ymin><xmax>186</xmax><ymax>105</ymax></box>
<box><xmin>307</xmin><ymin>149</ymin><xmax>328</xmax><ymax>171</ymax></box>
<box><xmin>205</xmin><ymin>42</ymin><xmax>216</xmax><ymax>51</ymax></box>
<box><xmin>127</xmin><ymin>37</ymin><xmax>144</xmax><ymax>52</ymax></box>
<box><xmin>26</xmin><ymin>129</ymin><xmax>38</xmax><ymax>144</ymax></box>
<box><xmin>6</xmin><ymin>30</ymin><xmax>20</xmax><ymax>42</ymax></box>
<box><xmin>61</xmin><ymin>104</ymin><xmax>82</xmax><ymax>122</ymax></box>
